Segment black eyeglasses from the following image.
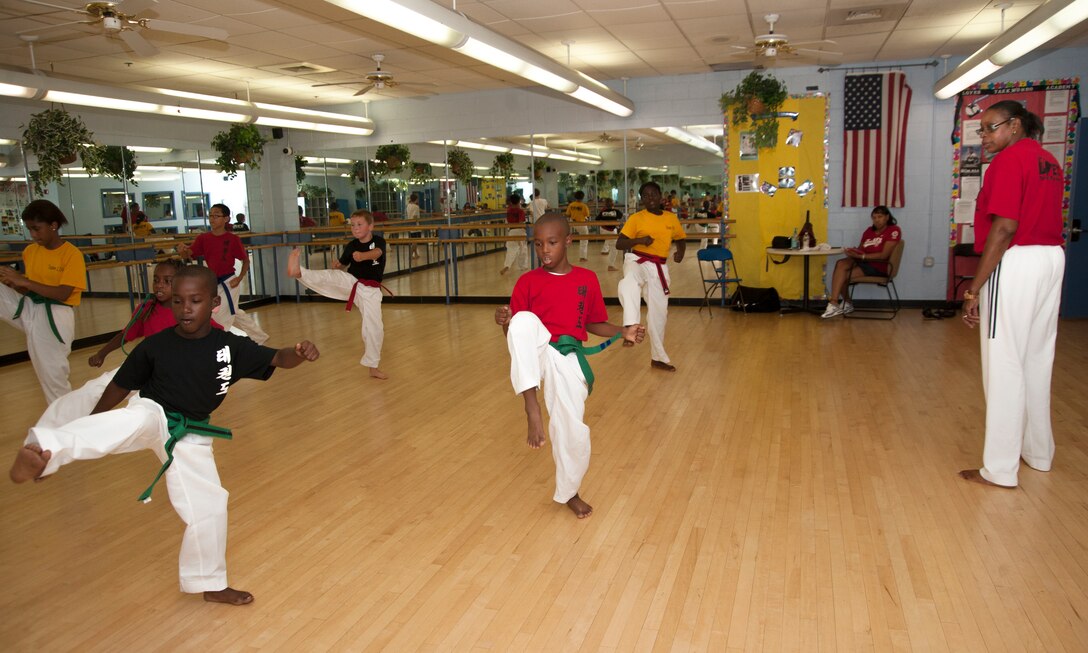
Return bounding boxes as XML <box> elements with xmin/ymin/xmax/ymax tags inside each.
<box><xmin>974</xmin><ymin>118</ymin><xmax>1011</xmax><ymax>136</ymax></box>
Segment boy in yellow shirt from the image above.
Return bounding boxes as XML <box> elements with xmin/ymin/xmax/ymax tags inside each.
<box><xmin>616</xmin><ymin>182</ymin><xmax>686</xmax><ymax>372</ymax></box>
<box><xmin>564</xmin><ymin>190</ymin><xmax>591</xmax><ymax>262</ymax></box>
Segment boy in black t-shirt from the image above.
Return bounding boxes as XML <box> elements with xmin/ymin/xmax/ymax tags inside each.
<box><xmin>594</xmin><ymin>198</ymin><xmax>624</xmax><ymax>271</ymax></box>
<box><xmin>9</xmin><ymin>266</ymin><xmax>320</xmax><ymax>606</ymax></box>
<box><xmin>287</xmin><ymin>209</ymin><xmax>389</xmax><ymax>379</ymax></box>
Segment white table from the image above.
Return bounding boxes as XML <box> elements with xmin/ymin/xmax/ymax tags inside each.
<box><xmin>765</xmin><ymin>247</ymin><xmax>844</xmax><ymax>313</ymax></box>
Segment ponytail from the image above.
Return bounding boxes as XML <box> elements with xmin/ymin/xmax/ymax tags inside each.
<box><xmin>989</xmin><ymin>100</ymin><xmax>1044</xmax><ymax>140</ymax></box>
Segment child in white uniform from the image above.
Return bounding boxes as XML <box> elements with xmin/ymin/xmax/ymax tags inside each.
<box><xmin>288</xmin><ymin>209</ymin><xmax>388</xmax><ymax>380</ymax></box>
<box><xmin>9</xmin><ymin>266</ymin><xmax>320</xmax><ymax>606</ymax></box>
<box><xmin>495</xmin><ymin>215</ymin><xmax>644</xmax><ymax>519</ymax></box>
<box><xmin>0</xmin><ymin>200</ymin><xmax>86</xmax><ymax>403</ymax></box>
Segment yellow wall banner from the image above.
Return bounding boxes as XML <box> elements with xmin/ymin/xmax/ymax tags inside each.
<box><xmin>726</xmin><ymin>95</ymin><xmax>829</xmax><ymax>300</ymax></box>
<box><xmin>480</xmin><ymin>179</ymin><xmax>506</xmax><ymax>210</ymax></box>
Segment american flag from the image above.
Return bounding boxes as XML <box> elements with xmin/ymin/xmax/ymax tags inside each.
<box><xmin>843</xmin><ymin>71</ymin><xmax>912</xmax><ymax>208</ymax></box>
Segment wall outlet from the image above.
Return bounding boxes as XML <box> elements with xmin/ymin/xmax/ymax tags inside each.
<box><xmin>923</xmin><ymin>256</ymin><xmax>935</xmax><ymax>267</ymax></box>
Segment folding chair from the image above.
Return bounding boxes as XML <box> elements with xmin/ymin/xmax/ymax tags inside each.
<box><xmin>846</xmin><ymin>239</ymin><xmax>904</xmax><ymax>319</ymax></box>
<box><xmin>697</xmin><ymin>246</ymin><xmax>742</xmax><ymax>315</ymax></box>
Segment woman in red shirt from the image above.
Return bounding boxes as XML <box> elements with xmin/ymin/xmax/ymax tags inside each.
<box><xmin>500</xmin><ymin>193</ymin><xmax>528</xmax><ymax>275</ymax></box>
<box><xmin>959</xmin><ymin>100</ymin><xmax>1066</xmax><ymax>489</ymax></box>
<box><xmin>822</xmin><ymin>206</ymin><xmax>902</xmax><ymax>318</ymax></box>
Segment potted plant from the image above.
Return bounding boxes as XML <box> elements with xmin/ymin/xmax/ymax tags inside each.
<box><xmin>211</xmin><ymin>123</ymin><xmax>267</xmax><ymax>179</ymax></box>
<box><xmin>447</xmin><ymin>147</ymin><xmax>474</xmax><ymax>185</ymax></box>
<box><xmin>409</xmin><ymin>162</ymin><xmax>435</xmax><ymax>184</ymax></box>
<box><xmin>530</xmin><ymin>158</ymin><xmax>546</xmax><ymax>181</ymax></box>
<box><xmin>490</xmin><ymin>152</ymin><xmax>515</xmax><ymax>181</ymax></box>
<box><xmin>21</xmin><ymin>106</ymin><xmax>102</xmax><ymax>194</ymax></box>
<box><xmin>720</xmin><ymin>70</ymin><xmax>789</xmax><ymax>149</ymax></box>
<box><xmin>88</xmin><ymin>145</ymin><xmax>138</xmax><ymax>186</ymax></box>
<box><xmin>295</xmin><ymin>155</ymin><xmax>307</xmax><ymax>188</ymax></box>
<box><xmin>375</xmin><ymin>144</ymin><xmax>411</xmax><ymax>173</ymax></box>
<box><xmin>575</xmin><ymin>173</ymin><xmax>588</xmax><ymax>190</ymax></box>
<box><xmin>609</xmin><ymin>169</ymin><xmax>624</xmax><ymax>189</ymax></box>
<box><xmin>594</xmin><ymin>170</ymin><xmax>608</xmax><ymax>187</ymax></box>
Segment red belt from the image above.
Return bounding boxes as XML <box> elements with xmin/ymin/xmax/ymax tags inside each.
<box><xmin>634</xmin><ymin>250</ymin><xmax>669</xmax><ymax>295</ymax></box>
<box><xmin>346</xmin><ymin>279</ymin><xmax>393</xmax><ymax>311</ymax></box>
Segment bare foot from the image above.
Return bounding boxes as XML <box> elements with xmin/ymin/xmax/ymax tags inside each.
<box><xmin>651</xmin><ymin>360</ymin><xmax>677</xmax><ymax>372</ymax></box>
<box><xmin>579</xmin><ymin>258</ymin><xmax>588</xmax><ymax>262</ymax></box>
<box><xmin>524</xmin><ymin>390</ymin><xmax>546</xmax><ymax>449</ymax></box>
<box><xmin>203</xmin><ymin>587</ymin><xmax>254</xmax><ymax>605</ymax></box>
<box><xmin>958</xmin><ymin>469</ymin><xmax>1015</xmax><ymax>489</ymax></box>
<box><xmin>500</xmin><ymin>266</ymin><xmax>510</xmax><ymax>275</ymax></box>
<box><xmin>10</xmin><ymin>444</ymin><xmax>50</xmax><ymax>483</ymax></box>
<box><xmin>369</xmin><ymin>367</ymin><xmax>389</xmax><ymax>380</ymax></box>
<box><xmin>286</xmin><ymin>247</ymin><xmax>302</xmax><ymax>279</ymax></box>
<box><xmin>607</xmin><ymin>266</ymin><xmax>618</xmax><ymax>272</ymax></box>
<box><xmin>566</xmin><ymin>494</ymin><xmax>593</xmax><ymax>519</ymax></box>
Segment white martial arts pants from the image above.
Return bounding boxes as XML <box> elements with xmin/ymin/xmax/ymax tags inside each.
<box><xmin>298</xmin><ymin>268</ymin><xmax>383</xmax><ymax>368</ymax></box>
<box><xmin>37</xmin><ymin>367</ymin><xmax>119</xmax><ymax>429</ymax></box>
<box><xmin>978</xmin><ymin>245</ymin><xmax>1065</xmax><ymax>487</ymax></box>
<box><xmin>573</xmin><ymin>224</ymin><xmax>590</xmax><ymax>260</ymax></box>
<box><xmin>618</xmin><ymin>252</ymin><xmax>671</xmax><ymax>364</ymax></box>
<box><xmin>503</xmin><ymin>227</ymin><xmax>528</xmax><ymax>271</ymax></box>
<box><xmin>599</xmin><ymin>231</ymin><xmax>620</xmax><ymax>267</ymax></box>
<box><xmin>26</xmin><ymin>396</ymin><xmax>230</xmax><ymax>593</ymax></box>
<box><xmin>214</xmin><ymin>277</ymin><xmax>268</xmax><ymax>345</ymax></box>
<box><xmin>507</xmin><ymin>311</ymin><xmax>590</xmax><ymax>504</ymax></box>
<box><xmin>0</xmin><ymin>284</ymin><xmax>74</xmax><ymax>403</ymax></box>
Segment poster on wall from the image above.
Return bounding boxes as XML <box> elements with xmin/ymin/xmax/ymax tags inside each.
<box><xmin>950</xmin><ymin>78</ymin><xmax>1080</xmax><ymax>248</ymax></box>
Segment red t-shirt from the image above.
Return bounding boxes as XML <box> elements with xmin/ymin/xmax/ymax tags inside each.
<box><xmin>506</xmin><ymin>205</ymin><xmax>526</xmax><ymax>224</ymax></box>
<box><xmin>858</xmin><ymin>224</ymin><xmax>902</xmax><ymax>274</ymax></box>
<box><xmin>973</xmin><ymin>138</ymin><xmax>1064</xmax><ymax>254</ymax></box>
<box><xmin>124</xmin><ymin>301</ymin><xmax>224</xmax><ymax>342</ymax></box>
<box><xmin>189</xmin><ymin>231</ymin><xmax>247</xmax><ymax>277</ymax></box>
<box><xmin>510</xmin><ymin>266</ymin><xmax>608</xmax><ymax>342</ymax></box>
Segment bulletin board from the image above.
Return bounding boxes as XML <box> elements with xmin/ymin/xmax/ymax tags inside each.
<box><xmin>949</xmin><ymin>78</ymin><xmax>1080</xmax><ymax>246</ymax></box>
<box><xmin>724</xmin><ymin>94</ymin><xmax>830</xmax><ymax>299</ymax></box>
<box><xmin>479</xmin><ymin>179</ymin><xmax>506</xmax><ymax>210</ymax></box>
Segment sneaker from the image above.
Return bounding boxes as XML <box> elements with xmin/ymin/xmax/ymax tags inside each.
<box><xmin>842</xmin><ymin>302</ymin><xmax>854</xmax><ymax>315</ymax></box>
<box><xmin>821</xmin><ymin>302</ymin><xmax>844</xmax><ymax>319</ymax></box>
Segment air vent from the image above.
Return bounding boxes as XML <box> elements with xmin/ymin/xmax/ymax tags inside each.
<box><xmin>827</xmin><ymin>3</ymin><xmax>906</xmax><ymax>26</ymax></box>
<box><xmin>846</xmin><ymin>9</ymin><xmax>883</xmax><ymax>21</ymax></box>
<box><xmin>262</xmin><ymin>62</ymin><xmax>337</xmax><ymax>75</ymax></box>
<box><xmin>710</xmin><ymin>61</ymin><xmax>765</xmax><ymax>72</ymax></box>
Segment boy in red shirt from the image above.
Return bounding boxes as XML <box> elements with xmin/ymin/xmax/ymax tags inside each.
<box><xmin>177</xmin><ymin>203</ymin><xmax>268</xmax><ymax>344</ymax></box>
<box><xmin>494</xmin><ymin>215</ymin><xmax>644</xmax><ymax>518</ymax></box>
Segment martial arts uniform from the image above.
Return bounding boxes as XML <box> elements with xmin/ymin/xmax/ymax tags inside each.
<box><xmin>973</xmin><ymin>137</ymin><xmax>1066</xmax><ymax>487</ymax></box>
<box><xmin>187</xmin><ymin>230</ymin><xmax>268</xmax><ymax>344</ymax></box>
<box><xmin>24</xmin><ymin>328</ymin><xmax>277</xmax><ymax>593</ymax></box>
<box><xmin>530</xmin><ymin>196</ymin><xmax>549</xmax><ymax>224</ymax></box>
<box><xmin>508</xmin><ymin>266</ymin><xmax>609</xmax><ymax>503</ymax></box>
<box><xmin>503</xmin><ymin>204</ymin><xmax>529</xmax><ymax>271</ymax></box>
<box><xmin>36</xmin><ymin>301</ymin><xmax>221</xmax><ymax>429</ymax></box>
<box><xmin>297</xmin><ymin>234</ymin><xmax>387</xmax><ymax>369</ymax></box>
<box><xmin>565</xmin><ymin>200</ymin><xmax>591</xmax><ymax>260</ymax></box>
<box><xmin>617</xmin><ymin>209</ymin><xmax>686</xmax><ymax>365</ymax></box>
<box><xmin>596</xmin><ymin>207</ymin><xmax>624</xmax><ymax>267</ymax></box>
<box><xmin>0</xmin><ymin>240</ymin><xmax>85</xmax><ymax>402</ymax></box>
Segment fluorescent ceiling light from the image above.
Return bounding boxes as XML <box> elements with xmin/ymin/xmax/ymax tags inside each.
<box><xmin>155</xmin><ymin>88</ymin><xmax>250</xmax><ymax>106</ymax></box>
<box><xmin>322</xmin><ymin>0</ymin><xmax>463</xmax><ymax>47</ymax></box>
<box><xmin>653</xmin><ymin>126</ymin><xmax>722</xmax><ymax>156</ymax></box>
<box><xmin>454</xmin><ymin>37</ymin><xmax>577</xmax><ymax>93</ymax></box>
<box><xmin>934</xmin><ymin>57</ymin><xmax>1001</xmax><ymax>100</ymax></box>
<box><xmin>44</xmin><ymin>90</ymin><xmax>161</xmax><ymax>113</ymax></box>
<box><xmin>0</xmin><ymin>83</ymin><xmax>36</xmax><ymax>98</ymax></box>
<box><xmin>547</xmin><ymin>153</ymin><xmax>577</xmax><ymax>161</ymax></box>
<box><xmin>568</xmin><ymin>86</ymin><xmax>634</xmax><ymax>118</ymax></box>
<box><xmin>321</xmin><ymin>157</ymin><xmax>354</xmax><ymax>164</ymax></box>
<box><xmin>170</xmin><ymin>106</ymin><xmax>250</xmax><ymax>122</ymax></box>
<box><xmin>128</xmin><ymin>146</ymin><xmax>173</xmax><ymax>153</ymax></box>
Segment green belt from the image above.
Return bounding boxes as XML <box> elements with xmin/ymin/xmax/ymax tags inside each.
<box><xmin>13</xmin><ymin>291</ymin><xmax>65</xmax><ymax>344</ymax></box>
<box><xmin>549</xmin><ymin>334</ymin><xmax>620</xmax><ymax>395</ymax></box>
<box><xmin>138</xmin><ymin>410</ymin><xmax>232</xmax><ymax>503</ymax></box>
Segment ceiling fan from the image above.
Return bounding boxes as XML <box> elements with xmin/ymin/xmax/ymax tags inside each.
<box><xmin>729</xmin><ymin>14</ymin><xmax>840</xmax><ymax>60</ymax></box>
<box><xmin>578</xmin><ymin>132</ymin><xmax>618</xmax><ymax>145</ymax></box>
<box><xmin>18</xmin><ymin>0</ymin><xmax>228</xmax><ymax>57</ymax></box>
<box><xmin>311</xmin><ymin>54</ymin><xmax>435</xmax><ymax>97</ymax></box>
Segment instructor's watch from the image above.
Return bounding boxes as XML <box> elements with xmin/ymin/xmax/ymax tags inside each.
<box><xmin>963</xmin><ymin>289</ymin><xmax>978</xmax><ymax>301</ymax></box>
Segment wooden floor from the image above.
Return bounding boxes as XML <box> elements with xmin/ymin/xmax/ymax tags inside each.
<box><xmin>2</xmin><ymin>303</ymin><xmax>1087</xmax><ymax>652</ymax></box>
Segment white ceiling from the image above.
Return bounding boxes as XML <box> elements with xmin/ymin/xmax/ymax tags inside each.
<box><xmin>2</xmin><ymin>0</ymin><xmax>1086</xmax><ymax>109</ymax></box>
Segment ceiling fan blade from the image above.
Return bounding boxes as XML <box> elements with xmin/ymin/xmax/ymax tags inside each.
<box><xmin>141</xmin><ymin>19</ymin><xmax>228</xmax><ymax>41</ymax></box>
<box><xmin>17</xmin><ymin>20</ymin><xmax>98</xmax><ymax>35</ymax></box>
<box><xmin>791</xmin><ymin>39</ymin><xmax>838</xmax><ymax>47</ymax></box>
<box><xmin>353</xmin><ymin>84</ymin><xmax>376</xmax><ymax>96</ymax></box>
<box><xmin>119</xmin><ymin>28</ymin><xmax>159</xmax><ymax>57</ymax></box>
<box><xmin>114</xmin><ymin>0</ymin><xmax>157</xmax><ymax>15</ymax></box>
<box><xmin>796</xmin><ymin>47</ymin><xmax>842</xmax><ymax>57</ymax></box>
<box><xmin>310</xmin><ymin>82</ymin><xmax>353</xmax><ymax>88</ymax></box>
<box><xmin>21</xmin><ymin>0</ymin><xmax>89</xmax><ymax>14</ymax></box>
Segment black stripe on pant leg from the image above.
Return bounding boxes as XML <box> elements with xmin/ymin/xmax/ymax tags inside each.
<box><xmin>987</xmin><ymin>262</ymin><xmax>1001</xmax><ymax>340</ymax></box>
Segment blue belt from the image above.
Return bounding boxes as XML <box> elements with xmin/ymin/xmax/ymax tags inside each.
<box><xmin>216</xmin><ymin>274</ymin><xmax>236</xmax><ymax>315</ymax></box>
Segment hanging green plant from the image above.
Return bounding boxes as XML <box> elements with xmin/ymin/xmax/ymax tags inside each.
<box><xmin>530</xmin><ymin>159</ymin><xmax>546</xmax><ymax>181</ymax></box>
<box><xmin>350</xmin><ymin>159</ymin><xmax>369</xmax><ymax>182</ymax></box>
<box><xmin>447</xmin><ymin>147</ymin><xmax>474</xmax><ymax>185</ymax></box>
<box><xmin>21</xmin><ymin>106</ymin><xmax>102</xmax><ymax>195</ymax></box>
<box><xmin>375</xmin><ymin>144</ymin><xmax>411</xmax><ymax>173</ymax></box>
<box><xmin>638</xmin><ymin>169</ymin><xmax>651</xmax><ymax>185</ymax></box>
<box><xmin>211</xmin><ymin>123</ymin><xmax>268</xmax><ymax>179</ymax></box>
<box><xmin>300</xmin><ymin>183</ymin><xmax>328</xmax><ymax>200</ymax></box>
<box><xmin>490</xmin><ymin>152</ymin><xmax>515</xmax><ymax>181</ymax></box>
<box><xmin>594</xmin><ymin>170</ymin><xmax>608</xmax><ymax>187</ymax></box>
<box><xmin>295</xmin><ymin>155</ymin><xmax>307</xmax><ymax>188</ymax></box>
<box><xmin>609</xmin><ymin>169</ymin><xmax>624</xmax><ymax>189</ymax></box>
<box><xmin>85</xmin><ymin>145</ymin><xmax>138</xmax><ymax>186</ymax></box>
<box><xmin>409</xmin><ymin>161</ymin><xmax>435</xmax><ymax>184</ymax></box>
<box><xmin>719</xmin><ymin>70</ymin><xmax>789</xmax><ymax>149</ymax></box>
<box><xmin>575</xmin><ymin>174</ymin><xmax>589</xmax><ymax>190</ymax></box>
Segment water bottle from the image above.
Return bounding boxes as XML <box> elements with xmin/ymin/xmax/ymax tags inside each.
<box><xmin>790</xmin><ymin>228</ymin><xmax>798</xmax><ymax>250</ymax></box>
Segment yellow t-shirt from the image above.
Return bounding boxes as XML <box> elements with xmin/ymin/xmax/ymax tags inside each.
<box><xmin>565</xmin><ymin>201</ymin><xmax>590</xmax><ymax>223</ymax></box>
<box><xmin>23</xmin><ymin>241</ymin><xmax>86</xmax><ymax>306</ymax></box>
<box><xmin>132</xmin><ymin>221</ymin><xmax>154</xmax><ymax>238</ymax></box>
<box><xmin>329</xmin><ymin>210</ymin><xmax>346</xmax><ymax>227</ymax></box>
<box><xmin>620</xmin><ymin>209</ymin><xmax>686</xmax><ymax>260</ymax></box>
